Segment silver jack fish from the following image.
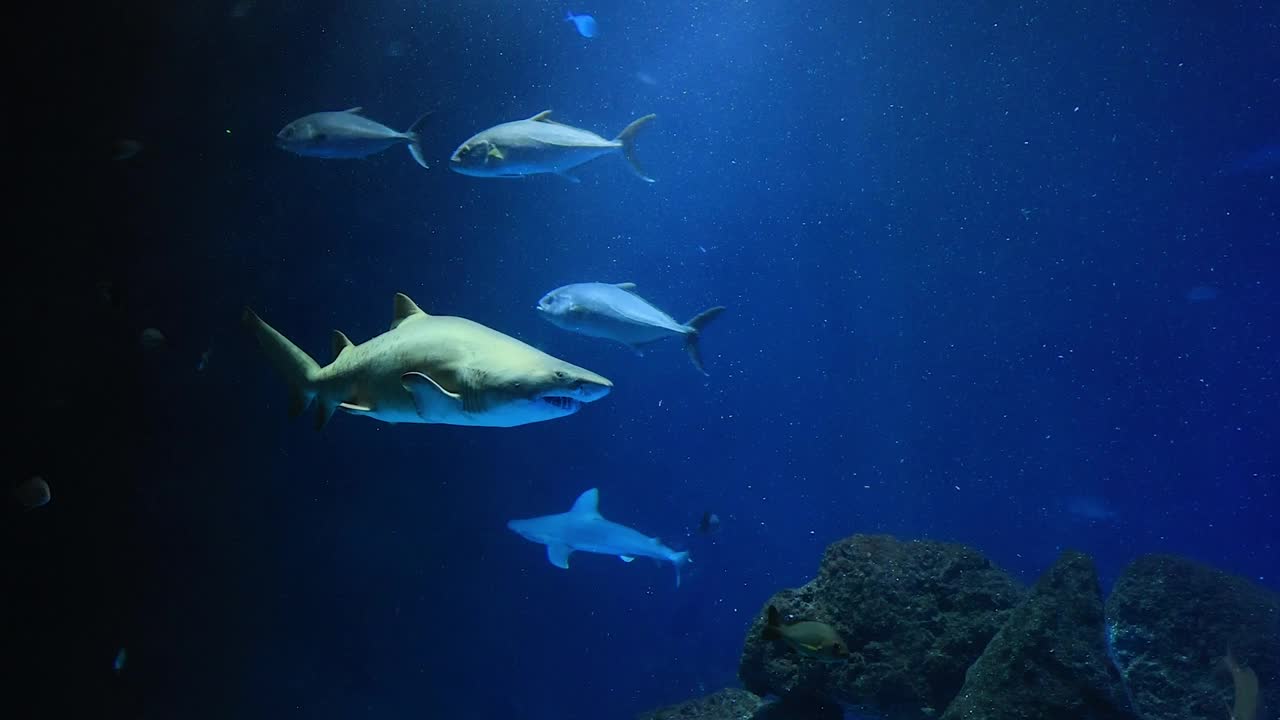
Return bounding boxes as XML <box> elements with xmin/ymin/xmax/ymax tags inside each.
<box><xmin>276</xmin><ymin>107</ymin><xmax>432</xmax><ymax>168</ymax></box>
<box><xmin>449</xmin><ymin>110</ymin><xmax>656</xmax><ymax>183</ymax></box>
<box><xmin>537</xmin><ymin>282</ymin><xmax>726</xmax><ymax>375</ymax></box>
<box><xmin>243</xmin><ymin>293</ymin><xmax>613</xmax><ymax>429</ymax></box>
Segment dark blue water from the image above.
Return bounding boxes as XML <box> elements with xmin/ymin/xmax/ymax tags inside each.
<box><xmin>10</xmin><ymin>1</ymin><xmax>1278</xmax><ymax>719</ymax></box>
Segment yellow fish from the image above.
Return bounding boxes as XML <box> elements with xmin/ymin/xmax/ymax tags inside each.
<box><xmin>762</xmin><ymin>605</ymin><xmax>850</xmax><ymax>663</ymax></box>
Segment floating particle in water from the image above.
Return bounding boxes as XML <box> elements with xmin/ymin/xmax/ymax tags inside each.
<box><xmin>14</xmin><ymin>476</ymin><xmax>50</xmax><ymax>509</ymax></box>
<box><xmin>1186</xmin><ymin>285</ymin><xmax>1219</xmax><ymax>303</ymax></box>
<box><xmin>1066</xmin><ymin>495</ymin><xmax>1119</xmax><ymax>523</ymax></box>
<box><xmin>636</xmin><ymin>70</ymin><xmax>658</xmax><ymax>86</ymax></box>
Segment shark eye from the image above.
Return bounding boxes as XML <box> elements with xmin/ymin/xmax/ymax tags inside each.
<box><xmin>554</xmin><ymin>370</ymin><xmax>567</xmax><ymax>381</ymax></box>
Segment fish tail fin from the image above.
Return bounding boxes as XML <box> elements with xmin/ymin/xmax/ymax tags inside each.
<box><xmin>682</xmin><ymin>305</ymin><xmax>726</xmax><ymax>376</ymax></box>
<box><xmin>406</xmin><ymin>109</ymin><xmax>434</xmax><ymax>169</ymax></box>
<box><xmin>614</xmin><ymin>114</ymin><xmax>657</xmax><ymax>182</ymax></box>
<box><xmin>762</xmin><ymin>605</ymin><xmax>783</xmax><ymax>640</ymax></box>
<box><xmin>242</xmin><ymin>307</ymin><xmax>332</xmax><ymax>429</ymax></box>
<box><xmin>672</xmin><ymin>551</ymin><xmax>691</xmax><ymax>588</ymax></box>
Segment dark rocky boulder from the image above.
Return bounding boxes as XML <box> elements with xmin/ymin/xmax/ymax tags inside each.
<box><xmin>939</xmin><ymin>550</ymin><xmax>1133</xmax><ymax>720</ymax></box>
<box><xmin>635</xmin><ymin>688</ymin><xmax>764</xmax><ymax>720</ymax></box>
<box><xmin>1106</xmin><ymin>554</ymin><xmax>1280</xmax><ymax>720</ymax></box>
<box><xmin>739</xmin><ymin>534</ymin><xmax>1024</xmax><ymax>720</ymax></box>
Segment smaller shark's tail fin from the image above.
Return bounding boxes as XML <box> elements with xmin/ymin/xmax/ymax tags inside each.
<box><xmin>243</xmin><ymin>307</ymin><xmax>331</xmax><ymax>430</ymax></box>
<box><xmin>405</xmin><ymin>109</ymin><xmax>434</xmax><ymax>169</ymax></box>
<box><xmin>682</xmin><ymin>306</ymin><xmax>727</xmax><ymax>376</ymax></box>
<box><xmin>671</xmin><ymin>550</ymin><xmax>691</xmax><ymax>589</ymax></box>
<box><xmin>762</xmin><ymin>605</ymin><xmax>783</xmax><ymax>640</ymax></box>
<box><xmin>614</xmin><ymin>114</ymin><xmax>657</xmax><ymax>183</ymax></box>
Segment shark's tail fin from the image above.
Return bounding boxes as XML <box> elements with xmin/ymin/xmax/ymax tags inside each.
<box><xmin>614</xmin><ymin>114</ymin><xmax>657</xmax><ymax>183</ymax></box>
<box><xmin>671</xmin><ymin>550</ymin><xmax>691</xmax><ymax>588</ymax></box>
<box><xmin>682</xmin><ymin>306</ymin><xmax>726</xmax><ymax>376</ymax></box>
<box><xmin>242</xmin><ymin>307</ymin><xmax>333</xmax><ymax>430</ymax></box>
<box><xmin>405</xmin><ymin>109</ymin><xmax>434</xmax><ymax>169</ymax></box>
<box><xmin>762</xmin><ymin>605</ymin><xmax>783</xmax><ymax>640</ymax></box>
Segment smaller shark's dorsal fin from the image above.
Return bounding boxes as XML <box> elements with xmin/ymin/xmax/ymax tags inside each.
<box><xmin>343</xmin><ymin>106</ymin><xmax>364</xmax><ymax>114</ymax></box>
<box><xmin>331</xmin><ymin>330</ymin><xmax>354</xmax><ymax>361</ymax></box>
<box><xmin>392</xmin><ymin>293</ymin><xmax>429</xmax><ymax>330</ymax></box>
<box><xmin>570</xmin><ymin>488</ymin><xmax>601</xmax><ymax>516</ymax></box>
<box><xmin>615</xmin><ymin>282</ymin><xmax>638</xmax><ymax>291</ymax></box>
<box><xmin>529</xmin><ymin>110</ymin><xmax>554</xmax><ymax>122</ymax></box>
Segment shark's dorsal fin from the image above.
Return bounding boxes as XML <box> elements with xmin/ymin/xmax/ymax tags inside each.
<box><xmin>615</xmin><ymin>282</ymin><xmax>638</xmax><ymax>291</ymax></box>
<box><xmin>343</xmin><ymin>106</ymin><xmax>364</xmax><ymax>114</ymax></box>
<box><xmin>529</xmin><ymin>110</ymin><xmax>554</xmax><ymax>122</ymax></box>
<box><xmin>332</xmin><ymin>330</ymin><xmax>354</xmax><ymax>361</ymax></box>
<box><xmin>392</xmin><ymin>293</ymin><xmax>429</xmax><ymax>330</ymax></box>
<box><xmin>570</xmin><ymin>488</ymin><xmax>601</xmax><ymax>516</ymax></box>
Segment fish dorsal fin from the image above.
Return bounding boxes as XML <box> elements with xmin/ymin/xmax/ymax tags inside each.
<box><xmin>615</xmin><ymin>282</ymin><xmax>638</xmax><ymax>291</ymax></box>
<box><xmin>391</xmin><ymin>293</ymin><xmax>429</xmax><ymax>330</ymax></box>
<box><xmin>343</xmin><ymin>106</ymin><xmax>364</xmax><ymax>114</ymax></box>
<box><xmin>331</xmin><ymin>330</ymin><xmax>354</xmax><ymax>361</ymax></box>
<box><xmin>529</xmin><ymin>110</ymin><xmax>555</xmax><ymax>122</ymax></box>
<box><xmin>569</xmin><ymin>488</ymin><xmax>601</xmax><ymax>517</ymax></box>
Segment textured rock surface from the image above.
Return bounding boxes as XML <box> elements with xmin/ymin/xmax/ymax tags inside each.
<box><xmin>1106</xmin><ymin>554</ymin><xmax>1280</xmax><ymax>720</ymax></box>
<box><xmin>635</xmin><ymin>689</ymin><xmax>764</xmax><ymax>720</ymax></box>
<box><xmin>739</xmin><ymin>534</ymin><xmax>1025</xmax><ymax>720</ymax></box>
<box><xmin>940</xmin><ymin>550</ymin><xmax>1133</xmax><ymax>720</ymax></box>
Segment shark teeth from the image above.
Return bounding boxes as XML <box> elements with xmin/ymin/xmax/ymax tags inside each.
<box><xmin>541</xmin><ymin>396</ymin><xmax>580</xmax><ymax>411</ymax></box>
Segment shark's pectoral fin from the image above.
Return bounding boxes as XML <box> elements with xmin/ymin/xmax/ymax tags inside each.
<box><xmin>401</xmin><ymin>372</ymin><xmax>463</xmax><ymax>420</ymax></box>
<box><xmin>547</xmin><ymin>544</ymin><xmax>573</xmax><ymax>569</ymax></box>
<box><xmin>556</xmin><ymin>171</ymin><xmax>581</xmax><ymax>184</ymax></box>
<box><xmin>620</xmin><ymin>555</ymin><xmax>635</xmax><ymax>562</ymax></box>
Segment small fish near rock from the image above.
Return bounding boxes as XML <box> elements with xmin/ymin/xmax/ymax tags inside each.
<box><xmin>276</xmin><ymin>107</ymin><xmax>433</xmax><ymax>169</ymax></box>
<box><xmin>762</xmin><ymin>605</ymin><xmax>850</xmax><ymax>663</ymax></box>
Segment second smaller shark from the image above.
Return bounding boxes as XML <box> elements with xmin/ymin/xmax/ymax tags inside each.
<box><xmin>508</xmin><ymin>488</ymin><xmax>691</xmax><ymax>587</ymax></box>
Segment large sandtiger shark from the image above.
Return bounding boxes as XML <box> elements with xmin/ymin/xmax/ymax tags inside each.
<box><xmin>508</xmin><ymin>488</ymin><xmax>692</xmax><ymax>588</ymax></box>
<box><xmin>242</xmin><ymin>293</ymin><xmax>613</xmax><ymax>429</ymax></box>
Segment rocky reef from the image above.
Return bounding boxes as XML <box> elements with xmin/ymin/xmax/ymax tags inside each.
<box><xmin>1106</xmin><ymin>554</ymin><xmax>1279</xmax><ymax>720</ymax></box>
<box><xmin>738</xmin><ymin>534</ymin><xmax>1025</xmax><ymax>719</ymax></box>
<box><xmin>635</xmin><ymin>688</ymin><xmax>764</xmax><ymax>720</ymax></box>
<box><xmin>637</xmin><ymin>536</ymin><xmax>1279</xmax><ymax>720</ymax></box>
<box><xmin>939</xmin><ymin>551</ymin><xmax>1133</xmax><ymax>720</ymax></box>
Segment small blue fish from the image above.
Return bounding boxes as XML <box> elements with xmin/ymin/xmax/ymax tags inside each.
<box><xmin>565</xmin><ymin>11</ymin><xmax>597</xmax><ymax>38</ymax></box>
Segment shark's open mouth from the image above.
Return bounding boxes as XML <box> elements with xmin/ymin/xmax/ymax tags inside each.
<box><xmin>541</xmin><ymin>396</ymin><xmax>581</xmax><ymax>412</ymax></box>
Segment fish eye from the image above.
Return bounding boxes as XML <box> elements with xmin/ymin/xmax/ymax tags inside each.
<box><xmin>554</xmin><ymin>370</ymin><xmax>567</xmax><ymax>380</ymax></box>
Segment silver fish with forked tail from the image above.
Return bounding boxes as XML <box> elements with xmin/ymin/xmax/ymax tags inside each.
<box><xmin>277</xmin><ymin>107</ymin><xmax>433</xmax><ymax>168</ymax></box>
<box><xmin>537</xmin><ymin>282</ymin><xmax>726</xmax><ymax>375</ymax></box>
<box><xmin>449</xmin><ymin>110</ymin><xmax>656</xmax><ymax>183</ymax></box>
